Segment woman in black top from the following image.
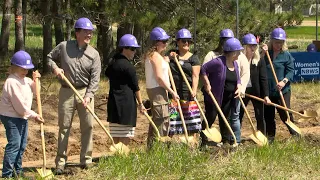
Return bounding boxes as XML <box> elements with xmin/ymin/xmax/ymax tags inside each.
<box><xmin>168</xmin><ymin>28</ymin><xmax>201</xmax><ymax>135</ymax></box>
<box><xmin>105</xmin><ymin>34</ymin><xmax>145</xmax><ymax>146</ymax></box>
<box><xmin>239</xmin><ymin>34</ymin><xmax>271</xmax><ymax>135</ymax></box>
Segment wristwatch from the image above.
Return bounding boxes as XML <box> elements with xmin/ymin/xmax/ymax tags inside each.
<box><xmin>282</xmin><ymin>79</ymin><xmax>288</xmax><ymax>84</ymax></box>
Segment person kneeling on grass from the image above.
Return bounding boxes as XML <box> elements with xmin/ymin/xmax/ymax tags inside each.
<box><xmin>0</xmin><ymin>51</ymin><xmax>44</xmax><ymax>178</ymax></box>
<box><xmin>105</xmin><ymin>34</ymin><xmax>146</xmax><ymax>145</ymax></box>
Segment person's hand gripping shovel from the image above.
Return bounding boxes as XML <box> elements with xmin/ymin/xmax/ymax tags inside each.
<box><xmin>59</xmin><ymin>73</ymin><xmax>129</xmax><ymax>155</ymax></box>
<box><xmin>171</xmin><ymin>54</ymin><xmax>221</xmax><ymax>143</ymax></box>
<box><xmin>264</xmin><ymin>50</ymin><xmax>301</xmax><ymax>135</ymax></box>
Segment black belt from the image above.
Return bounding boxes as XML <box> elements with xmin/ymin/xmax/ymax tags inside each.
<box><xmin>61</xmin><ymin>85</ymin><xmax>86</xmax><ymax>89</ymax></box>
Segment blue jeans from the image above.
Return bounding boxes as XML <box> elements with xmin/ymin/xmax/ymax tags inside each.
<box><xmin>228</xmin><ymin>99</ymin><xmax>241</xmax><ymax>144</ymax></box>
<box><xmin>0</xmin><ymin>115</ymin><xmax>28</xmax><ymax>178</ymax></box>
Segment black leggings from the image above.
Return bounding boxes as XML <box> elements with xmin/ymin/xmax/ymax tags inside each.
<box><xmin>239</xmin><ymin>97</ymin><xmax>266</xmax><ymax>135</ymax></box>
<box><xmin>264</xmin><ymin>91</ymin><xmax>297</xmax><ymax>138</ymax></box>
<box><xmin>201</xmin><ymin>91</ymin><xmax>235</xmax><ymax>143</ymax></box>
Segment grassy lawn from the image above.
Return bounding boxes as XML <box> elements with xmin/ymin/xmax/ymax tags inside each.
<box><xmin>303</xmin><ymin>16</ymin><xmax>319</xmax><ymax>21</ymax></box>
<box><xmin>285</xmin><ymin>26</ymin><xmax>320</xmax><ymax>39</ymax></box>
<box><xmin>71</xmin><ymin>139</ymin><xmax>320</xmax><ymax>179</ymax></box>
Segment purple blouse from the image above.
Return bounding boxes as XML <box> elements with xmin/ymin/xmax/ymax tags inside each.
<box><xmin>201</xmin><ymin>56</ymin><xmax>241</xmax><ymax>105</ymax></box>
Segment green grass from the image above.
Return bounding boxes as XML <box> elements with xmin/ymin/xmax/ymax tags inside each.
<box><xmin>285</xmin><ymin>26</ymin><xmax>320</xmax><ymax>39</ymax></box>
<box><xmin>303</xmin><ymin>16</ymin><xmax>318</xmax><ymax>21</ymax></box>
<box><xmin>73</xmin><ymin>139</ymin><xmax>320</xmax><ymax>179</ymax></box>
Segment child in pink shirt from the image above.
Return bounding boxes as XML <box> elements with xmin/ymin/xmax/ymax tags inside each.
<box><xmin>0</xmin><ymin>50</ymin><xmax>44</xmax><ymax>178</ymax></box>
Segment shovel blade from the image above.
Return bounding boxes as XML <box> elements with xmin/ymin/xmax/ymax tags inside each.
<box><xmin>202</xmin><ymin>128</ymin><xmax>222</xmax><ymax>143</ymax></box>
<box><xmin>302</xmin><ymin>110</ymin><xmax>318</xmax><ymax>118</ymax></box>
<box><xmin>285</xmin><ymin>120</ymin><xmax>302</xmax><ymax>135</ymax></box>
<box><xmin>157</xmin><ymin>136</ymin><xmax>171</xmax><ymax>142</ymax></box>
<box><xmin>36</xmin><ymin>168</ymin><xmax>54</xmax><ymax>179</ymax></box>
<box><xmin>179</xmin><ymin>136</ymin><xmax>196</xmax><ymax>146</ymax></box>
<box><xmin>254</xmin><ymin>131</ymin><xmax>268</xmax><ymax>145</ymax></box>
<box><xmin>109</xmin><ymin>142</ymin><xmax>130</xmax><ymax>155</ymax></box>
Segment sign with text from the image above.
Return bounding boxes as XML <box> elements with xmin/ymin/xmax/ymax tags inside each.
<box><xmin>290</xmin><ymin>52</ymin><xmax>320</xmax><ymax>82</ymax></box>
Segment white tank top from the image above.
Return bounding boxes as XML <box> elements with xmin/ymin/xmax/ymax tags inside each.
<box><xmin>145</xmin><ymin>56</ymin><xmax>170</xmax><ymax>89</ymax></box>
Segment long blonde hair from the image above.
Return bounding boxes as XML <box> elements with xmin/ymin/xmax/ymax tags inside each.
<box><xmin>267</xmin><ymin>39</ymin><xmax>288</xmax><ymax>52</ymax></box>
<box><xmin>243</xmin><ymin>45</ymin><xmax>260</xmax><ymax>66</ymax></box>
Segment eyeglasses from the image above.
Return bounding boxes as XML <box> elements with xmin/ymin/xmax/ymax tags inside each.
<box><xmin>179</xmin><ymin>39</ymin><xmax>192</xmax><ymax>44</ymax></box>
<box><xmin>125</xmin><ymin>47</ymin><xmax>137</xmax><ymax>51</ymax></box>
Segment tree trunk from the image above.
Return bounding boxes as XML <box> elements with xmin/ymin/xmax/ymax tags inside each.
<box><xmin>97</xmin><ymin>0</ymin><xmax>114</xmax><ymax>67</ymax></box>
<box><xmin>133</xmin><ymin>23</ymin><xmax>143</xmax><ymax>56</ymax></box>
<box><xmin>0</xmin><ymin>0</ymin><xmax>13</xmax><ymax>58</ymax></box>
<box><xmin>52</xmin><ymin>0</ymin><xmax>64</xmax><ymax>45</ymax></box>
<box><xmin>64</xmin><ymin>0</ymin><xmax>72</xmax><ymax>40</ymax></box>
<box><xmin>41</xmin><ymin>0</ymin><xmax>52</xmax><ymax>74</ymax></box>
<box><xmin>14</xmin><ymin>0</ymin><xmax>24</xmax><ymax>52</ymax></box>
<box><xmin>116</xmin><ymin>22</ymin><xmax>133</xmax><ymax>46</ymax></box>
<box><xmin>22</xmin><ymin>0</ymin><xmax>27</xmax><ymax>45</ymax></box>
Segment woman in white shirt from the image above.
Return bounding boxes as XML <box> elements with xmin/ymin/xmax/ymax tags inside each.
<box><xmin>145</xmin><ymin>27</ymin><xmax>179</xmax><ymax>148</ymax></box>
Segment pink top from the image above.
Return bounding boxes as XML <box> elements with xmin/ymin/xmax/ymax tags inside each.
<box><xmin>0</xmin><ymin>73</ymin><xmax>37</xmax><ymax>119</ymax></box>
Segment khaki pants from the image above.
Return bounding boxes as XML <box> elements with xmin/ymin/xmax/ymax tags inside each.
<box><xmin>146</xmin><ymin>87</ymin><xmax>169</xmax><ymax>148</ymax></box>
<box><xmin>55</xmin><ymin>87</ymin><xmax>94</xmax><ymax>167</ymax></box>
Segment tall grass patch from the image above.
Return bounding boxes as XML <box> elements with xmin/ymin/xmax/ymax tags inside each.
<box><xmin>76</xmin><ymin>139</ymin><xmax>320</xmax><ymax>179</ymax></box>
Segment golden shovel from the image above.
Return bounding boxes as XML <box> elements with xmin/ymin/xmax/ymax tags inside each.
<box><xmin>168</xmin><ymin>68</ymin><xmax>196</xmax><ymax>145</ymax></box>
<box><xmin>239</xmin><ymin>97</ymin><xmax>268</xmax><ymax>146</ymax></box>
<box><xmin>245</xmin><ymin>94</ymin><xmax>317</xmax><ymax>122</ymax></box>
<box><xmin>60</xmin><ymin>74</ymin><xmax>129</xmax><ymax>155</ymax></box>
<box><xmin>208</xmin><ymin>91</ymin><xmax>238</xmax><ymax>146</ymax></box>
<box><xmin>138</xmin><ymin>99</ymin><xmax>171</xmax><ymax>142</ymax></box>
<box><xmin>35</xmin><ymin>72</ymin><xmax>54</xmax><ymax>179</ymax></box>
<box><xmin>265</xmin><ymin>50</ymin><xmax>301</xmax><ymax>135</ymax></box>
<box><xmin>172</xmin><ymin>55</ymin><xmax>221</xmax><ymax>142</ymax></box>
<box><xmin>143</xmin><ymin>111</ymin><xmax>171</xmax><ymax>142</ymax></box>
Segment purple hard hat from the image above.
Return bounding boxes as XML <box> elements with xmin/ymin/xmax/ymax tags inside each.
<box><xmin>176</xmin><ymin>28</ymin><xmax>192</xmax><ymax>39</ymax></box>
<box><xmin>150</xmin><ymin>27</ymin><xmax>170</xmax><ymax>41</ymax></box>
<box><xmin>11</xmin><ymin>50</ymin><xmax>34</xmax><ymax>69</ymax></box>
<box><xmin>223</xmin><ymin>38</ymin><xmax>244</xmax><ymax>52</ymax></box>
<box><xmin>307</xmin><ymin>43</ymin><xmax>317</xmax><ymax>52</ymax></box>
<box><xmin>271</xmin><ymin>28</ymin><xmax>286</xmax><ymax>40</ymax></box>
<box><xmin>242</xmin><ymin>33</ymin><xmax>257</xmax><ymax>45</ymax></box>
<box><xmin>119</xmin><ymin>34</ymin><xmax>140</xmax><ymax>47</ymax></box>
<box><xmin>220</xmin><ymin>29</ymin><xmax>234</xmax><ymax>38</ymax></box>
<box><xmin>74</xmin><ymin>17</ymin><xmax>94</xmax><ymax>30</ymax></box>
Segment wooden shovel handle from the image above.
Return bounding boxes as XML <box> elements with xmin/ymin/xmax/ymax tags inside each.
<box><xmin>245</xmin><ymin>94</ymin><xmax>305</xmax><ymax>117</ymax></box>
<box><xmin>172</xmin><ymin>55</ymin><xmax>210</xmax><ymax>129</ymax></box>
<box><xmin>207</xmin><ymin>91</ymin><xmax>237</xmax><ymax>145</ymax></box>
<box><xmin>35</xmin><ymin>72</ymin><xmax>47</xmax><ymax>170</ymax></box>
<box><xmin>168</xmin><ymin>67</ymin><xmax>190</xmax><ymax>141</ymax></box>
<box><xmin>60</xmin><ymin>74</ymin><xmax>116</xmax><ymax>146</ymax></box>
<box><xmin>265</xmin><ymin>51</ymin><xmax>291</xmax><ymax>119</ymax></box>
<box><xmin>239</xmin><ymin>97</ymin><xmax>256</xmax><ymax>132</ymax></box>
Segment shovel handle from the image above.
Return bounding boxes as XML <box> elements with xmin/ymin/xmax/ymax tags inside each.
<box><xmin>265</xmin><ymin>51</ymin><xmax>292</xmax><ymax>119</ymax></box>
<box><xmin>245</xmin><ymin>94</ymin><xmax>306</xmax><ymax>117</ymax></box>
<box><xmin>60</xmin><ymin>74</ymin><xmax>116</xmax><ymax>146</ymax></box>
<box><xmin>35</xmin><ymin>73</ymin><xmax>47</xmax><ymax>171</ymax></box>
<box><xmin>168</xmin><ymin>67</ymin><xmax>190</xmax><ymax>142</ymax></box>
<box><xmin>207</xmin><ymin>91</ymin><xmax>237</xmax><ymax>145</ymax></box>
<box><xmin>239</xmin><ymin>97</ymin><xmax>257</xmax><ymax>132</ymax></box>
<box><xmin>172</xmin><ymin>56</ymin><xmax>210</xmax><ymax>129</ymax></box>
<box><xmin>137</xmin><ymin>99</ymin><xmax>162</xmax><ymax>139</ymax></box>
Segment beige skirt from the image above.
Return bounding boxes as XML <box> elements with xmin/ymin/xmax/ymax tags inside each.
<box><xmin>109</xmin><ymin>123</ymin><xmax>135</xmax><ymax>137</ymax></box>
